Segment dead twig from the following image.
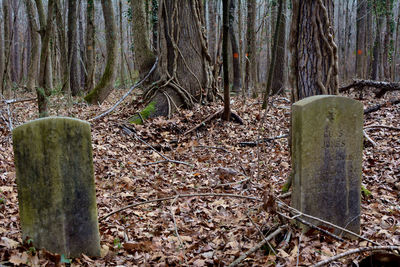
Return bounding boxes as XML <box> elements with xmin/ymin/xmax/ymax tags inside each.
<box><xmin>228</xmin><ymin>226</ymin><xmax>286</xmax><ymax>267</ymax></box>
<box><xmin>311</xmin><ymin>246</ymin><xmax>400</xmax><ymax>267</ymax></box>
<box><xmin>238</xmin><ymin>134</ymin><xmax>289</xmax><ymax>147</ymax></box>
<box><xmin>277</xmin><ymin>201</ymin><xmax>380</xmax><ymax>246</ymax></box>
<box><xmin>183</xmin><ymin>108</ymin><xmax>223</xmax><ymax>136</ymax></box>
<box><xmin>121</xmin><ymin>124</ymin><xmax>193</xmax><ymax>167</ymax></box>
<box><xmin>99</xmin><ymin>193</ymin><xmax>261</xmax><ymax>222</ymax></box>
<box><xmin>365</xmin><ymin>124</ymin><xmax>400</xmax><ymax>131</ymax></box>
<box><xmin>363</xmin><ymin>130</ymin><xmax>376</xmax><ymax>147</ymax></box>
<box><xmin>0</xmin><ymin>97</ymin><xmax>36</xmax><ymax>105</ymax></box>
<box><xmin>90</xmin><ymin>57</ymin><xmax>158</xmax><ymax>121</ymax></box>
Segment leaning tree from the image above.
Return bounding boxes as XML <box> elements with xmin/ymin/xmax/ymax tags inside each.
<box><xmin>290</xmin><ymin>0</ymin><xmax>339</xmax><ymax>102</ymax></box>
<box><xmin>130</xmin><ymin>0</ymin><xmax>216</xmax><ymax>122</ymax></box>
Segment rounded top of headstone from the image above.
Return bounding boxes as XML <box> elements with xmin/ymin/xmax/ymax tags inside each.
<box><xmin>293</xmin><ymin>95</ymin><xmax>362</xmax><ymax>108</ymax></box>
<box><xmin>12</xmin><ymin>117</ymin><xmax>90</xmax><ymax>134</ymax></box>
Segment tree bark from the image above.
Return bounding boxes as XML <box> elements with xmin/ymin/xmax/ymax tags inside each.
<box><xmin>54</xmin><ymin>0</ymin><xmax>69</xmax><ymax>93</ymax></box>
<box><xmin>370</xmin><ymin>15</ymin><xmax>383</xmax><ymax>80</ymax></box>
<box><xmin>270</xmin><ymin>0</ymin><xmax>286</xmax><ymax>95</ymax></box>
<box><xmin>290</xmin><ymin>0</ymin><xmax>339</xmax><ymax>102</ymax></box>
<box><xmin>130</xmin><ymin>0</ymin><xmax>215</xmax><ymax>123</ymax></box>
<box><xmin>383</xmin><ymin>0</ymin><xmax>393</xmax><ymax>80</ymax></box>
<box><xmin>229</xmin><ymin>0</ymin><xmax>241</xmax><ymax>93</ymax></box>
<box><xmin>85</xmin><ymin>0</ymin><xmax>95</xmax><ymax>92</ymax></box>
<box><xmin>68</xmin><ymin>0</ymin><xmax>80</xmax><ymax>96</ymax></box>
<box><xmin>119</xmin><ymin>0</ymin><xmax>125</xmax><ymax>88</ymax></box>
<box><xmin>24</xmin><ymin>0</ymin><xmax>40</xmax><ymax>91</ymax></box>
<box><xmin>1</xmin><ymin>0</ymin><xmax>10</xmax><ymax>94</ymax></box>
<box><xmin>208</xmin><ymin>0</ymin><xmax>217</xmax><ymax>64</ymax></box>
<box><xmin>245</xmin><ymin>0</ymin><xmax>256</xmax><ymax>96</ymax></box>
<box><xmin>11</xmin><ymin>0</ymin><xmax>20</xmax><ymax>84</ymax></box>
<box><xmin>222</xmin><ymin>0</ymin><xmax>230</xmax><ymax>121</ymax></box>
<box><xmin>356</xmin><ymin>0</ymin><xmax>367</xmax><ymax>78</ymax></box>
<box><xmin>37</xmin><ymin>0</ymin><xmax>55</xmax><ymax>117</ymax></box>
<box><xmin>84</xmin><ymin>0</ymin><xmax>117</xmax><ymax>104</ymax></box>
<box><xmin>131</xmin><ymin>0</ymin><xmax>156</xmax><ymax>78</ymax></box>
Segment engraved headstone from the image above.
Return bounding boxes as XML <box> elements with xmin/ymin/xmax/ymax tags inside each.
<box><xmin>12</xmin><ymin>117</ymin><xmax>100</xmax><ymax>257</ymax></box>
<box><xmin>291</xmin><ymin>95</ymin><xmax>363</xmax><ymax>235</ymax></box>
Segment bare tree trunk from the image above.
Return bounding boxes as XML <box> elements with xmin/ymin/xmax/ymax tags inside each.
<box><xmin>37</xmin><ymin>0</ymin><xmax>55</xmax><ymax>117</ymax></box>
<box><xmin>119</xmin><ymin>0</ymin><xmax>125</xmax><ymax>88</ymax></box>
<box><xmin>131</xmin><ymin>0</ymin><xmax>156</xmax><ymax>78</ymax></box>
<box><xmin>54</xmin><ymin>0</ymin><xmax>69</xmax><ymax>93</ymax></box>
<box><xmin>129</xmin><ymin>0</ymin><xmax>216</xmax><ymax>123</ymax></box>
<box><xmin>245</xmin><ymin>0</ymin><xmax>256</xmax><ymax>96</ymax></box>
<box><xmin>270</xmin><ymin>0</ymin><xmax>286</xmax><ymax>95</ymax></box>
<box><xmin>84</xmin><ymin>0</ymin><xmax>117</xmax><ymax>104</ymax></box>
<box><xmin>393</xmin><ymin>2</ymin><xmax>400</xmax><ymax>81</ymax></box>
<box><xmin>151</xmin><ymin>0</ymin><xmax>158</xmax><ymax>51</ymax></box>
<box><xmin>222</xmin><ymin>0</ymin><xmax>230</xmax><ymax>121</ymax></box>
<box><xmin>290</xmin><ymin>0</ymin><xmax>339</xmax><ymax>102</ymax></box>
<box><xmin>11</xmin><ymin>0</ymin><xmax>20</xmax><ymax>84</ymax></box>
<box><xmin>208</xmin><ymin>0</ymin><xmax>217</xmax><ymax>64</ymax></box>
<box><xmin>356</xmin><ymin>0</ymin><xmax>367</xmax><ymax>78</ymax></box>
<box><xmin>0</xmin><ymin>5</ymin><xmax>4</xmax><ymax>92</ymax></box>
<box><xmin>24</xmin><ymin>0</ymin><xmax>40</xmax><ymax>91</ymax></box>
<box><xmin>1</xmin><ymin>0</ymin><xmax>11</xmax><ymax>94</ymax></box>
<box><xmin>85</xmin><ymin>0</ymin><xmax>95</xmax><ymax>92</ymax></box>
<box><xmin>383</xmin><ymin>0</ymin><xmax>393</xmax><ymax>80</ymax></box>
<box><xmin>229</xmin><ymin>0</ymin><xmax>241</xmax><ymax>93</ymax></box>
<box><xmin>371</xmin><ymin>15</ymin><xmax>383</xmax><ymax>80</ymax></box>
<box><xmin>68</xmin><ymin>0</ymin><xmax>80</xmax><ymax>96</ymax></box>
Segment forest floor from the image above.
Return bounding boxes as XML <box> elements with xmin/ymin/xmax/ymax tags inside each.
<box><xmin>0</xmin><ymin>87</ymin><xmax>399</xmax><ymax>266</ymax></box>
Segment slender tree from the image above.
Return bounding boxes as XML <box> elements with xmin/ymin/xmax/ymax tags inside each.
<box><xmin>54</xmin><ymin>0</ymin><xmax>69</xmax><ymax>93</ymax></box>
<box><xmin>68</xmin><ymin>0</ymin><xmax>80</xmax><ymax>95</ymax></box>
<box><xmin>84</xmin><ymin>0</ymin><xmax>117</xmax><ymax>104</ymax></box>
<box><xmin>222</xmin><ymin>0</ymin><xmax>230</xmax><ymax>121</ymax></box>
<box><xmin>24</xmin><ymin>0</ymin><xmax>40</xmax><ymax>91</ymax></box>
<box><xmin>229</xmin><ymin>0</ymin><xmax>241</xmax><ymax>93</ymax></box>
<box><xmin>85</xmin><ymin>0</ymin><xmax>95</xmax><ymax>92</ymax></box>
<box><xmin>1</xmin><ymin>0</ymin><xmax>10</xmax><ymax>94</ymax></box>
<box><xmin>356</xmin><ymin>0</ymin><xmax>367</xmax><ymax>78</ymax></box>
<box><xmin>119</xmin><ymin>0</ymin><xmax>125</xmax><ymax>87</ymax></box>
<box><xmin>290</xmin><ymin>0</ymin><xmax>339</xmax><ymax>102</ymax></box>
<box><xmin>245</xmin><ymin>0</ymin><xmax>256</xmax><ymax>96</ymax></box>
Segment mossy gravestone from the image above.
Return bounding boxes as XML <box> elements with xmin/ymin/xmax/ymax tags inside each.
<box><xmin>12</xmin><ymin>117</ymin><xmax>100</xmax><ymax>257</ymax></box>
<box><xmin>291</xmin><ymin>95</ymin><xmax>363</xmax><ymax>236</ymax></box>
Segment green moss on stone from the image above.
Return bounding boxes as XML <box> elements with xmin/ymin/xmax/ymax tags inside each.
<box><xmin>129</xmin><ymin>101</ymin><xmax>156</xmax><ymax>124</ymax></box>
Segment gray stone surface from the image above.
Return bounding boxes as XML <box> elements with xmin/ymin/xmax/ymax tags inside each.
<box><xmin>291</xmin><ymin>95</ymin><xmax>363</xmax><ymax>235</ymax></box>
<box><xmin>13</xmin><ymin>117</ymin><xmax>100</xmax><ymax>257</ymax></box>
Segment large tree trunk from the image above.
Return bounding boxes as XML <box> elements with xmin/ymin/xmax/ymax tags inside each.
<box><xmin>370</xmin><ymin>15</ymin><xmax>383</xmax><ymax>80</ymax></box>
<box><xmin>68</xmin><ymin>0</ymin><xmax>80</xmax><ymax>96</ymax></box>
<box><xmin>208</xmin><ymin>0</ymin><xmax>217</xmax><ymax>64</ymax></box>
<box><xmin>130</xmin><ymin>0</ymin><xmax>215</xmax><ymax>123</ymax></box>
<box><xmin>383</xmin><ymin>0</ymin><xmax>393</xmax><ymax>80</ymax></box>
<box><xmin>24</xmin><ymin>0</ymin><xmax>40</xmax><ymax>91</ymax></box>
<box><xmin>85</xmin><ymin>0</ymin><xmax>95</xmax><ymax>92</ymax></box>
<box><xmin>1</xmin><ymin>0</ymin><xmax>10</xmax><ymax>94</ymax></box>
<box><xmin>84</xmin><ymin>0</ymin><xmax>117</xmax><ymax>104</ymax></box>
<box><xmin>290</xmin><ymin>0</ymin><xmax>339</xmax><ymax>102</ymax></box>
<box><xmin>11</xmin><ymin>0</ymin><xmax>20</xmax><ymax>84</ymax></box>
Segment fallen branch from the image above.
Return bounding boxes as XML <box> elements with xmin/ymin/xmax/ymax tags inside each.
<box><xmin>365</xmin><ymin>124</ymin><xmax>400</xmax><ymax>131</ymax></box>
<box><xmin>339</xmin><ymin>79</ymin><xmax>400</xmax><ymax>98</ymax></box>
<box><xmin>276</xmin><ymin>200</ymin><xmax>380</xmax><ymax>246</ymax></box>
<box><xmin>364</xmin><ymin>98</ymin><xmax>400</xmax><ymax>114</ymax></box>
<box><xmin>0</xmin><ymin>97</ymin><xmax>36</xmax><ymax>105</ymax></box>
<box><xmin>183</xmin><ymin>108</ymin><xmax>223</xmax><ymax>136</ymax></box>
<box><xmin>238</xmin><ymin>134</ymin><xmax>289</xmax><ymax>147</ymax></box>
<box><xmin>311</xmin><ymin>246</ymin><xmax>400</xmax><ymax>267</ymax></box>
<box><xmin>121</xmin><ymin>124</ymin><xmax>193</xmax><ymax>167</ymax></box>
<box><xmin>363</xmin><ymin>130</ymin><xmax>376</xmax><ymax>147</ymax></box>
<box><xmin>228</xmin><ymin>226</ymin><xmax>286</xmax><ymax>267</ymax></box>
<box><xmin>99</xmin><ymin>193</ymin><xmax>261</xmax><ymax>222</ymax></box>
<box><xmin>89</xmin><ymin>57</ymin><xmax>158</xmax><ymax>121</ymax></box>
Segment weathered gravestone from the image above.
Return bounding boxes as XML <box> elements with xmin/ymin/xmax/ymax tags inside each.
<box><xmin>291</xmin><ymin>95</ymin><xmax>363</xmax><ymax>236</ymax></box>
<box><xmin>12</xmin><ymin>117</ymin><xmax>100</xmax><ymax>257</ymax></box>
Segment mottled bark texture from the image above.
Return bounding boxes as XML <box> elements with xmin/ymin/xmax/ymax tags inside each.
<box><xmin>68</xmin><ymin>0</ymin><xmax>80</xmax><ymax>96</ymax></box>
<box><xmin>130</xmin><ymin>0</ymin><xmax>215</xmax><ymax>123</ymax></box>
<box><xmin>84</xmin><ymin>0</ymin><xmax>117</xmax><ymax>104</ymax></box>
<box><xmin>24</xmin><ymin>0</ymin><xmax>40</xmax><ymax>91</ymax></box>
<box><xmin>290</xmin><ymin>0</ymin><xmax>339</xmax><ymax>102</ymax></box>
<box><xmin>37</xmin><ymin>0</ymin><xmax>55</xmax><ymax>117</ymax></box>
<box><xmin>222</xmin><ymin>0</ymin><xmax>230</xmax><ymax>120</ymax></box>
<box><xmin>229</xmin><ymin>0</ymin><xmax>241</xmax><ymax>93</ymax></box>
<box><xmin>245</xmin><ymin>0</ymin><xmax>256</xmax><ymax>96</ymax></box>
<box><xmin>54</xmin><ymin>0</ymin><xmax>69</xmax><ymax>93</ymax></box>
<box><xmin>356</xmin><ymin>0</ymin><xmax>367</xmax><ymax>78</ymax></box>
<box><xmin>85</xmin><ymin>0</ymin><xmax>95</xmax><ymax>92</ymax></box>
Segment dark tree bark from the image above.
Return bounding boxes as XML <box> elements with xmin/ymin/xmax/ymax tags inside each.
<box><xmin>11</xmin><ymin>0</ymin><xmax>20</xmax><ymax>84</ymax></box>
<box><xmin>356</xmin><ymin>0</ymin><xmax>367</xmax><ymax>78</ymax></box>
<box><xmin>68</xmin><ymin>0</ymin><xmax>80</xmax><ymax>96</ymax></box>
<box><xmin>1</xmin><ymin>0</ymin><xmax>10</xmax><ymax>94</ymax></box>
<box><xmin>84</xmin><ymin>0</ymin><xmax>118</xmax><ymax>104</ymax></box>
<box><xmin>270</xmin><ymin>0</ymin><xmax>286</xmax><ymax>96</ymax></box>
<box><xmin>85</xmin><ymin>0</ymin><xmax>95</xmax><ymax>92</ymax></box>
<box><xmin>37</xmin><ymin>0</ymin><xmax>55</xmax><ymax>117</ymax></box>
<box><xmin>222</xmin><ymin>0</ymin><xmax>230</xmax><ymax>120</ymax></box>
<box><xmin>370</xmin><ymin>15</ymin><xmax>383</xmax><ymax>80</ymax></box>
<box><xmin>151</xmin><ymin>0</ymin><xmax>158</xmax><ymax>51</ymax></box>
<box><xmin>54</xmin><ymin>0</ymin><xmax>69</xmax><ymax>93</ymax></box>
<box><xmin>119</xmin><ymin>0</ymin><xmax>125</xmax><ymax>88</ymax></box>
<box><xmin>382</xmin><ymin>0</ymin><xmax>393</xmax><ymax>80</ymax></box>
<box><xmin>290</xmin><ymin>0</ymin><xmax>339</xmax><ymax>102</ymax></box>
<box><xmin>24</xmin><ymin>0</ymin><xmax>41</xmax><ymax>91</ymax></box>
<box><xmin>229</xmin><ymin>0</ymin><xmax>241</xmax><ymax>93</ymax></box>
<box><xmin>245</xmin><ymin>0</ymin><xmax>256</xmax><ymax>96</ymax></box>
<box><xmin>130</xmin><ymin>0</ymin><xmax>216</xmax><ymax>123</ymax></box>
<box><xmin>208</xmin><ymin>0</ymin><xmax>217</xmax><ymax>64</ymax></box>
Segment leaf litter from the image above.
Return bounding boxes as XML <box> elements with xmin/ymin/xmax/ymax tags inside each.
<box><xmin>0</xmin><ymin>88</ymin><xmax>399</xmax><ymax>266</ymax></box>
